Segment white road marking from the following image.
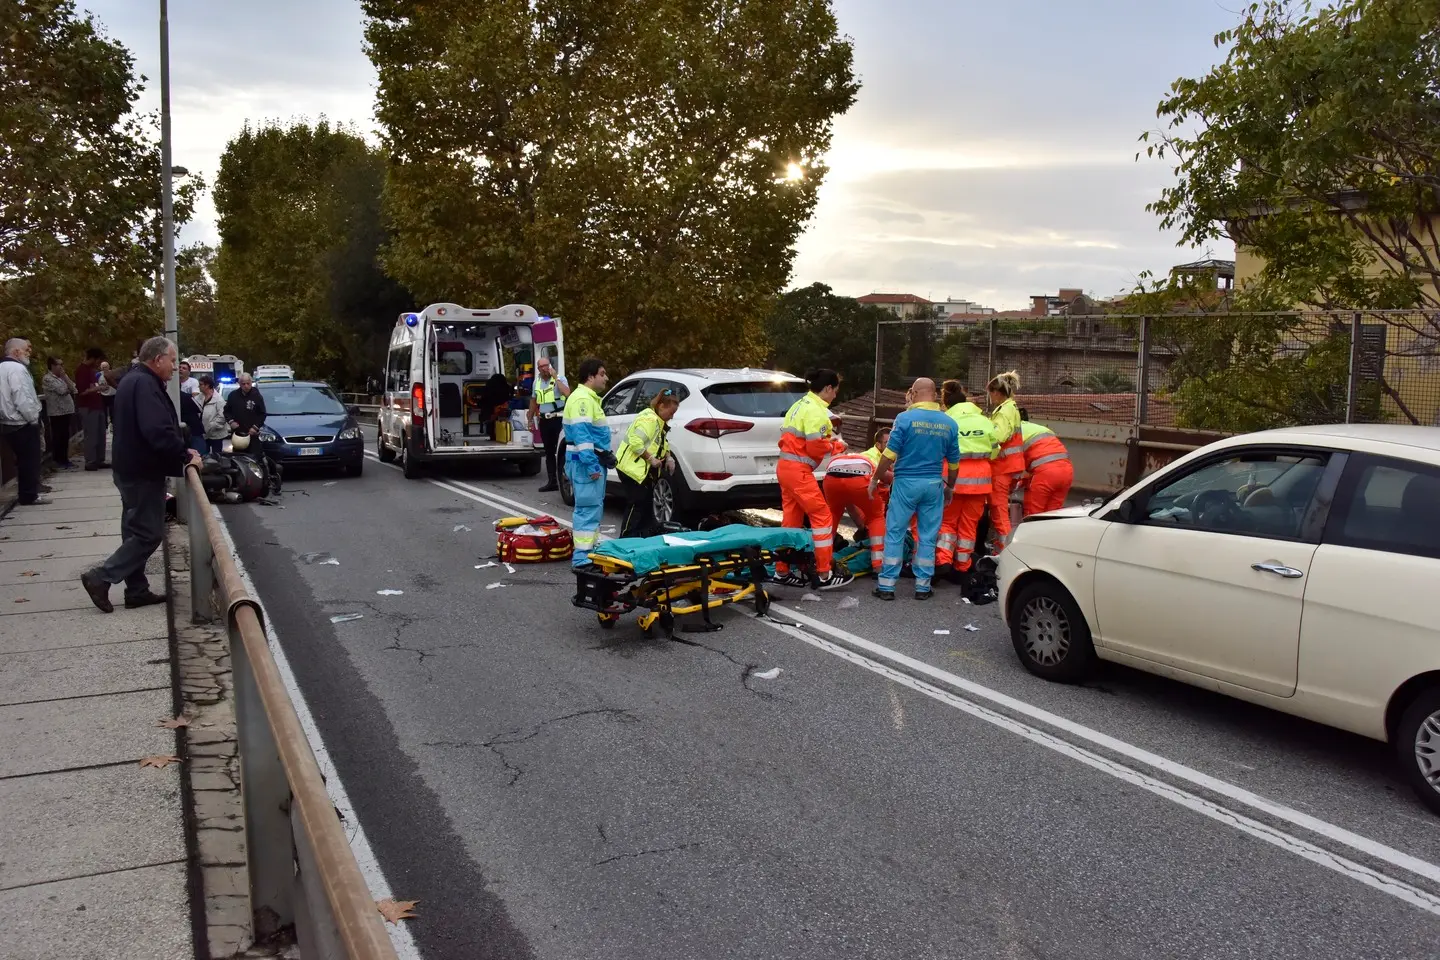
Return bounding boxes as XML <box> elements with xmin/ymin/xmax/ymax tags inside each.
<box><xmin>762</xmin><ymin>620</ymin><xmax>1440</xmax><ymax>916</ymax></box>
<box><xmin>770</xmin><ymin>602</ymin><xmax>1440</xmax><ymax>890</ymax></box>
<box><xmin>355</xmin><ymin>448</ymin><xmax>1440</xmax><ymax>912</ymax></box>
<box><xmin>887</xmin><ymin>684</ymin><xmax>906</xmax><ymax>732</ymax></box>
<box><xmin>211</xmin><ymin>504</ymin><xmax>423</xmax><ymax>960</ymax></box>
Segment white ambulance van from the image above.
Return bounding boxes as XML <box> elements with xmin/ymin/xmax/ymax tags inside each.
<box><xmin>377</xmin><ymin>303</ymin><xmax>564</xmax><ymax>479</ymax></box>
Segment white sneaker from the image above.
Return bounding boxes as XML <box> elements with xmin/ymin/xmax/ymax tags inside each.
<box><xmin>773</xmin><ymin>571</ymin><xmax>810</xmax><ymax>588</ymax></box>
<box><xmin>816</xmin><ymin>570</ymin><xmax>854</xmax><ymax>591</ymax></box>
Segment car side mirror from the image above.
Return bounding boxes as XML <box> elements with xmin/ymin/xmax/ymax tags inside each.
<box><xmin>346</xmin><ymin>405</ymin><xmax>361</xmax><ymax>417</ymax></box>
<box><xmin>1115</xmin><ymin>498</ymin><xmax>1141</xmax><ymax>523</ymax></box>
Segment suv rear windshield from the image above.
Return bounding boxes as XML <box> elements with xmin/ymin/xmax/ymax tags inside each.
<box><xmin>703</xmin><ymin>381</ymin><xmax>808</xmax><ymax>418</ymax></box>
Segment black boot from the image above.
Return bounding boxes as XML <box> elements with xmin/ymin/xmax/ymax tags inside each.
<box><xmin>538</xmin><ymin>477</ymin><xmax>559</xmax><ymax>493</ymax></box>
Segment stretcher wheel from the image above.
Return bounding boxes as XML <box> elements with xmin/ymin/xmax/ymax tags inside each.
<box><xmin>598</xmin><ymin>613</ymin><xmax>619</xmax><ymax>630</ymax></box>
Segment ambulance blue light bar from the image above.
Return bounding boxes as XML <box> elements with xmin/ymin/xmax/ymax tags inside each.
<box><xmin>404</xmin><ymin>313</ymin><xmax>419</xmax><ymax>327</ymax></box>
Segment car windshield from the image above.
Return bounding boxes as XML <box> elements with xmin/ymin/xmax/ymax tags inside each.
<box><xmin>703</xmin><ymin>381</ymin><xmax>808</xmax><ymax>418</ymax></box>
<box><xmin>261</xmin><ymin>385</ymin><xmax>346</xmax><ymax>416</ymax></box>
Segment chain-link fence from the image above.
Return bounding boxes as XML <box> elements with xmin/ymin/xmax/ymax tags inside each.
<box><xmin>871</xmin><ymin>310</ymin><xmax>1440</xmax><ymax>434</ymax></box>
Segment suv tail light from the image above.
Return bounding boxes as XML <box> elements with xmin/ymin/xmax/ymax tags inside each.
<box><xmin>685</xmin><ymin>418</ymin><xmax>753</xmax><ymax>439</ymax></box>
<box><xmin>694</xmin><ymin>471</ymin><xmax>733</xmax><ymax>481</ymax></box>
<box><xmin>411</xmin><ymin>382</ymin><xmax>425</xmax><ymax>426</ymax></box>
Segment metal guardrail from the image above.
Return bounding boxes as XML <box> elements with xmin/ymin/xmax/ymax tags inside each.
<box><xmin>181</xmin><ymin>467</ymin><xmax>399</xmax><ymax>960</ymax></box>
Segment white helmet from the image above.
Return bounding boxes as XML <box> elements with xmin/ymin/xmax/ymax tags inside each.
<box><xmin>230</xmin><ymin>432</ymin><xmax>250</xmax><ymax>452</ymax></box>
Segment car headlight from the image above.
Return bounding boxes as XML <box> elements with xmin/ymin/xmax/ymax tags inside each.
<box><xmin>338</xmin><ymin>424</ymin><xmax>362</xmax><ymax>440</ymax></box>
<box><xmin>258</xmin><ymin>428</ymin><xmax>280</xmax><ymax>442</ymax></box>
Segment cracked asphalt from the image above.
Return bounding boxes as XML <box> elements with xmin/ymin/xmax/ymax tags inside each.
<box><xmin>220</xmin><ymin>449</ymin><xmax>1440</xmax><ymax>960</ymax></box>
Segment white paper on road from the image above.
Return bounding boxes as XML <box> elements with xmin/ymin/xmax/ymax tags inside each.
<box><xmin>329</xmin><ymin>613</ymin><xmax>364</xmax><ymax>623</ymax></box>
<box><xmin>801</xmin><ymin>593</ymin><xmax>823</xmax><ymax>602</ymax></box>
<box><xmin>320</xmin><ymin>558</ymin><xmax>339</xmax><ymax>566</ymax></box>
<box><xmin>963</xmin><ymin>623</ymin><xmax>980</xmax><ymax>632</ymax></box>
<box><xmin>837</xmin><ymin>596</ymin><xmax>859</xmax><ymax>610</ymax></box>
<box><xmin>961</xmin><ymin>597</ymin><xmax>972</xmax><ymax>604</ymax></box>
<box><xmin>752</xmin><ymin>667</ymin><xmax>782</xmax><ymax>680</ymax></box>
<box><xmin>453</xmin><ymin>524</ymin><xmax>472</xmax><ymax>532</ymax></box>
<box><xmin>486</xmin><ymin>582</ymin><xmax>506</xmax><ymax>590</ymax></box>
<box><xmin>934</xmin><ymin>629</ymin><xmax>951</xmax><ymax>636</ymax></box>
<box><xmin>376</xmin><ymin>589</ymin><xmax>404</xmax><ymax>596</ymax></box>
<box><xmin>475</xmin><ymin>561</ymin><xmax>497</xmax><ymax>570</ymax></box>
<box><xmin>323</xmin><ymin>481</ymin><xmax>337</xmax><ymax>487</ymax></box>
<box><xmin>504</xmin><ymin>563</ymin><xmax>516</xmax><ymax>574</ymax></box>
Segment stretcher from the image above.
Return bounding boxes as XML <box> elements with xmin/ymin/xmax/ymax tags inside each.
<box><xmin>572</xmin><ymin>525</ymin><xmax>816</xmax><ymax>636</ymax></box>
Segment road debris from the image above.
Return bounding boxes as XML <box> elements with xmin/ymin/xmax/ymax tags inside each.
<box><xmin>475</xmin><ymin>561</ymin><xmax>497</xmax><ymax>570</ymax></box>
<box><xmin>801</xmin><ymin>593</ymin><xmax>823</xmax><ymax>602</ymax></box>
<box><xmin>453</xmin><ymin>524</ymin><xmax>472</xmax><ymax>532</ymax></box>
<box><xmin>504</xmin><ymin>562</ymin><xmax>517</xmax><ymax>574</ymax></box>
<box><xmin>963</xmin><ymin>623</ymin><xmax>980</xmax><ymax>632</ymax></box>
<box><xmin>486</xmin><ymin>583</ymin><xmax>507</xmax><ymax>590</ymax></box>
<box><xmin>320</xmin><ymin>558</ymin><xmax>340</xmax><ymax>566</ymax></box>
<box><xmin>934</xmin><ymin>629</ymin><xmax>950</xmax><ymax>636</ymax></box>
<box><xmin>299</xmin><ymin>552</ymin><xmax>334</xmax><ymax>565</ymax></box>
<box><xmin>329</xmin><ymin>613</ymin><xmax>364</xmax><ymax>623</ymax></box>
<box><xmin>323</xmin><ymin>481</ymin><xmax>338</xmax><ymax>487</ymax></box>
<box><xmin>376</xmin><ymin>589</ymin><xmax>404</xmax><ymax>596</ymax></box>
<box><xmin>751</xmin><ymin>667</ymin><xmax>782</xmax><ymax>681</ymax></box>
<box><xmin>837</xmin><ymin>596</ymin><xmax>859</xmax><ymax>610</ymax></box>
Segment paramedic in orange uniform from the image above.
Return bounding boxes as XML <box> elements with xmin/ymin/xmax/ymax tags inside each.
<box><xmin>935</xmin><ymin>381</ymin><xmax>997</xmax><ymax>577</ymax></box>
<box><xmin>985</xmin><ymin>371</ymin><xmax>1024</xmax><ymax>554</ymax></box>
<box><xmin>774</xmin><ymin>369</ymin><xmax>853</xmax><ymax>590</ymax></box>
<box><xmin>823</xmin><ymin>426</ymin><xmax>891</xmax><ymax>574</ymax></box>
<box><xmin>1018</xmin><ymin>416</ymin><xmax>1073</xmax><ymax>516</ymax></box>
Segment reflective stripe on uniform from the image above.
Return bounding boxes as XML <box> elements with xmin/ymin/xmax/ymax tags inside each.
<box><xmin>573</xmin><ymin>442</ymin><xmax>595</xmax><ymax>451</ymax></box>
<box><xmin>954</xmin><ymin>476</ymin><xmax>990</xmax><ymax>486</ymax></box>
<box><xmin>782</xmin><ymin>425</ymin><xmax>826</xmax><ymax>440</ymax></box>
<box><xmin>1031</xmin><ymin>452</ymin><xmax>1069</xmax><ymax>467</ymax></box>
<box><xmin>780</xmin><ymin>452</ymin><xmax>820</xmax><ymax>467</ymax></box>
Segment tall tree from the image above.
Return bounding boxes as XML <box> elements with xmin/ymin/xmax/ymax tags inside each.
<box><xmin>763</xmin><ymin>284</ymin><xmax>889</xmax><ymax>400</ymax></box>
<box><xmin>1140</xmin><ymin>0</ymin><xmax>1440</xmax><ymax>426</ymax></box>
<box><xmin>363</xmin><ymin>0</ymin><xmax>858</xmax><ymax>374</ymax></box>
<box><xmin>212</xmin><ymin>121</ymin><xmax>412</xmax><ymax>388</ymax></box>
<box><xmin>0</xmin><ymin>0</ymin><xmax>201</xmax><ymax>363</ymax></box>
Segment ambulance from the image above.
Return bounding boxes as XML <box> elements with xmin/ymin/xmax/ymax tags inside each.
<box><xmin>377</xmin><ymin>303</ymin><xmax>563</xmax><ymax>479</ymax></box>
<box><xmin>185</xmin><ymin>354</ymin><xmax>246</xmax><ymax>384</ymax></box>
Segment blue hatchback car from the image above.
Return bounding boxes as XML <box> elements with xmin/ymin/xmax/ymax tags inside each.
<box><xmin>254</xmin><ymin>381</ymin><xmax>366</xmax><ymax>476</ymax></box>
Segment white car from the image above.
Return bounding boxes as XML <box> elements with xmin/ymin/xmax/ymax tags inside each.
<box><xmin>559</xmin><ymin>368</ymin><xmax>839</xmax><ymax>526</ymax></box>
<box><xmin>998</xmin><ymin>424</ymin><xmax>1440</xmax><ymax>812</ymax></box>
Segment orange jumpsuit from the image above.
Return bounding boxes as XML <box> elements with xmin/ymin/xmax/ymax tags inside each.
<box><xmin>823</xmin><ymin>448</ymin><xmax>887</xmax><ymax>572</ymax></box>
<box><xmin>935</xmin><ymin>402</ymin><xmax>996</xmax><ymax>573</ymax></box>
<box><xmin>776</xmin><ymin>392</ymin><xmax>844</xmax><ymax>577</ymax></box>
<box><xmin>988</xmin><ymin>398</ymin><xmax>1024</xmax><ymax>553</ymax></box>
<box><xmin>1019</xmin><ymin>422</ymin><xmax>1073</xmax><ymax>516</ymax></box>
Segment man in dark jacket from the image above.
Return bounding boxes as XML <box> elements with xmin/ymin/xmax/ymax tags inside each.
<box><xmin>224</xmin><ymin>373</ymin><xmax>267</xmax><ymax>436</ymax></box>
<box><xmin>81</xmin><ymin>337</ymin><xmax>200</xmax><ymax>613</ymax></box>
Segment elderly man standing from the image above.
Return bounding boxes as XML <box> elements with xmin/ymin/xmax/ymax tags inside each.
<box><xmin>224</xmin><ymin>373</ymin><xmax>267</xmax><ymax>438</ymax></box>
<box><xmin>528</xmin><ymin>354</ymin><xmax>571</xmax><ymax>492</ymax></box>
<box><xmin>0</xmin><ymin>338</ymin><xmax>49</xmax><ymax>506</ymax></box>
<box><xmin>81</xmin><ymin>337</ymin><xmax>200</xmax><ymax>613</ymax></box>
<box><xmin>868</xmin><ymin>378</ymin><xmax>959</xmax><ymax>601</ymax></box>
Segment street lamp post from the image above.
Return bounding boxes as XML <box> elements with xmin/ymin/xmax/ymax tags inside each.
<box><xmin>159</xmin><ymin>0</ymin><xmax>180</xmax><ymax>414</ymax></box>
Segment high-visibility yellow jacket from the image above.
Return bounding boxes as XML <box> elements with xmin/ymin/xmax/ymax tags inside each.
<box><xmin>947</xmin><ymin>401</ymin><xmax>998</xmax><ymax>494</ymax></box>
<box><xmin>779</xmin><ymin>391</ymin><xmax>843</xmax><ymax>470</ymax></box>
<box><xmin>991</xmin><ymin>397</ymin><xmax>1024</xmax><ymax>473</ymax></box>
<box><xmin>616</xmin><ymin>408</ymin><xmax>670</xmax><ymax>483</ymax></box>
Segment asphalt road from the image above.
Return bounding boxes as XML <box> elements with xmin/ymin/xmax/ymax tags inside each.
<box><xmin>217</xmin><ymin>434</ymin><xmax>1440</xmax><ymax>959</ymax></box>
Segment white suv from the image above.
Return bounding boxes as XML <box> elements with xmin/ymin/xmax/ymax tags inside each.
<box><xmin>559</xmin><ymin>368</ymin><xmax>839</xmax><ymax>526</ymax></box>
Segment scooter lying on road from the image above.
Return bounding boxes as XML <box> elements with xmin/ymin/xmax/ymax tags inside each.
<box><xmin>198</xmin><ymin>434</ymin><xmax>282</xmax><ymax>504</ymax></box>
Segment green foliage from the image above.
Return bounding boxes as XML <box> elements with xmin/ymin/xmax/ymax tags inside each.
<box><xmin>934</xmin><ymin>328</ymin><xmax>972</xmax><ymax>386</ymax></box>
<box><xmin>212</xmin><ymin>121</ymin><xmax>413</xmax><ymax>389</ymax></box>
<box><xmin>763</xmin><ymin>284</ymin><xmax>888</xmax><ymax>400</ymax></box>
<box><xmin>363</xmin><ymin>0</ymin><xmax>858</xmax><ymax>374</ymax></box>
<box><xmin>1081</xmin><ymin>368</ymin><xmax>1135</xmax><ymax>393</ymax></box>
<box><xmin>0</xmin><ymin>0</ymin><xmax>202</xmax><ymax>367</ymax></box>
<box><xmin>1143</xmin><ymin>0</ymin><xmax>1440</xmax><ymax>312</ymax></box>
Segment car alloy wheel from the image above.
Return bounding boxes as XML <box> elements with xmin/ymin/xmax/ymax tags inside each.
<box><xmin>652</xmin><ymin>477</ymin><xmax>675</xmax><ymax>525</ymax></box>
<box><xmin>1414</xmin><ymin>709</ymin><xmax>1440</xmax><ymax>796</ymax></box>
<box><xmin>1019</xmin><ymin>596</ymin><xmax>1071</xmax><ymax>666</ymax></box>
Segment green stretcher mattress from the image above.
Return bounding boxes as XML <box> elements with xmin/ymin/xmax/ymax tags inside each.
<box><xmin>589</xmin><ymin>524</ymin><xmax>813</xmax><ymax>575</ymax></box>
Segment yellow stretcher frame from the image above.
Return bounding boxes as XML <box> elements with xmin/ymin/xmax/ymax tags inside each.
<box><xmin>573</xmin><ymin>544</ymin><xmax>815</xmax><ymax>637</ymax></box>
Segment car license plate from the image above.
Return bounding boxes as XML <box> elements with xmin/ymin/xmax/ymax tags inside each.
<box><xmin>299</xmin><ymin>447</ymin><xmax>323</xmax><ymax>457</ymax></box>
<box><xmin>755</xmin><ymin>456</ymin><xmax>778</xmax><ymax>473</ymax></box>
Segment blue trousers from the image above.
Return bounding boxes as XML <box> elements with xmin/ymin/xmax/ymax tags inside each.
<box><xmin>568</xmin><ymin>462</ymin><xmax>606</xmax><ymax>567</ymax></box>
<box><xmin>879</xmin><ymin>475</ymin><xmax>945</xmax><ymax>594</ymax></box>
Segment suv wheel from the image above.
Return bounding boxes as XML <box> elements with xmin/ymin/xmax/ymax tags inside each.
<box><xmin>1396</xmin><ymin>687</ymin><xmax>1440</xmax><ymax>816</ymax></box>
<box><xmin>652</xmin><ymin>475</ymin><xmax>676</xmax><ymax>525</ymax></box>
<box><xmin>1008</xmin><ymin>579</ymin><xmax>1096</xmax><ymax>683</ymax></box>
<box><xmin>558</xmin><ymin>443</ymin><xmax>575</xmax><ymax>506</ymax></box>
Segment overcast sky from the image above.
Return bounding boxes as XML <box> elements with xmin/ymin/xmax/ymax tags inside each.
<box><xmin>84</xmin><ymin>0</ymin><xmax>1240</xmax><ymax>311</ymax></box>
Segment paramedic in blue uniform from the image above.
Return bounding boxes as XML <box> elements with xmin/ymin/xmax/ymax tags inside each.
<box><xmin>868</xmin><ymin>378</ymin><xmax>959</xmax><ymax>601</ymax></box>
<box><xmin>563</xmin><ymin>358</ymin><xmax>611</xmax><ymax>566</ymax></box>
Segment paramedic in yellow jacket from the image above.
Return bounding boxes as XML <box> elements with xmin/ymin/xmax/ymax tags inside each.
<box><xmin>617</xmin><ymin>390</ymin><xmax>680</xmax><ymax>539</ymax></box>
<box><xmin>986</xmin><ymin>370</ymin><xmax>1024</xmax><ymax>553</ymax></box>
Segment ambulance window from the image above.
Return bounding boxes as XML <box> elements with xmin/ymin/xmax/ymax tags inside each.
<box><xmin>437</xmin><ymin>350</ymin><xmax>470</xmax><ymax>376</ymax></box>
<box><xmin>387</xmin><ymin>346</ymin><xmax>411</xmax><ymax>392</ymax></box>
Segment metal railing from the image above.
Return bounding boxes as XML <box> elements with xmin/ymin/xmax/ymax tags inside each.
<box><xmin>181</xmin><ymin>466</ymin><xmax>399</xmax><ymax>960</ymax></box>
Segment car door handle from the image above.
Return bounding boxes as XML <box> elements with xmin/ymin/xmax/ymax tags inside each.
<box><xmin>1252</xmin><ymin>562</ymin><xmax>1304</xmax><ymax>579</ymax></box>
